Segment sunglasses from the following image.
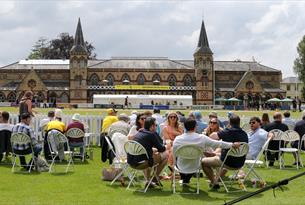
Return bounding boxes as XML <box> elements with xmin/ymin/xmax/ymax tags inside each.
<box><xmin>169</xmin><ymin>116</ymin><xmax>177</xmax><ymax>119</ymax></box>
<box><xmin>209</xmin><ymin>121</ymin><xmax>217</xmax><ymax>124</ymax></box>
<box><xmin>249</xmin><ymin>121</ymin><xmax>256</xmax><ymax>125</ymax></box>
<box><xmin>140</xmin><ymin>117</ymin><xmax>146</xmax><ymax>121</ymax></box>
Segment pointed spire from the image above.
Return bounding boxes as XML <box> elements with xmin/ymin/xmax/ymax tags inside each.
<box><xmin>70</xmin><ymin>18</ymin><xmax>87</xmax><ymax>55</ymax></box>
<box><xmin>194</xmin><ymin>20</ymin><xmax>213</xmax><ymax>55</ymax></box>
<box><xmin>75</xmin><ymin>18</ymin><xmax>85</xmax><ymax>46</ymax></box>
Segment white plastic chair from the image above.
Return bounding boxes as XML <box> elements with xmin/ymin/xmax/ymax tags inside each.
<box><xmin>10</xmin><ymin>133</ymin><xmax>36</xmax><ymax>173</ymax></box>
<box><xmin>47</xmin><ymin>130</ymin><xmax>74</xmax><ymax>173</ymax></box>
<box><xmin>265</xmin><ymin>129</ymin><xmax>284</xmax><ymax>168</ymax></box>
<box><xmin>65</xmin><ymin>128</ymin><xmax>86</xmax><ymax>162</ymax></box>
<box><xmin>217</xmin><ymin>142</ymin><xmax>249</xmax><ymax>193</ymax></box>
<box><xmin>244</xmin><ymin>137</ymin><xmax>271</xmax><ymax>183</ymax></box>
<box><xmin>241</xmin><ymin>123</ymin><xmax>251</xmax><ymax>134</ymax></box>
<box><xmin>280</xmin><ymin>130</ymin><xmax>300</xmax><ymax>169</ymax></box>
<box><xmin>124</xmin><ymin>140</ymin><xmax>160</xmax><ymax>193</ymax></box>
<box><xmin>172</xmin><ymin>144</ymin><xmax>203</xmax><ymax>194</ymax></box>
<box><xmin>104</xmin><ymin>136</ymin><xmax>130</xmax><ymax>185</ymax></box>
<box><xmin>299</xmin><ymin>134</ymin><xmax>305</xmax><ymax>167</ymax></box>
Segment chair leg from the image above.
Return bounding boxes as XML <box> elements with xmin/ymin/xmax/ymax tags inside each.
<box><xmin>196</xmin><ymin>171</ymin><xmax>200</xmax><ymax>194</ymax></box>
<box><xmin>127</xmin><ymin>170</ymin><xmax>137</xmax><ymax>190</ymax></box>
<box><xmin>11</xmin><ymin>155</ymin><xmax>16</xmax><ymax>173</ymax></box>
<box><xmin>172</xmin><ymin>168</ymin><xmax>176</xmax><ymax>194</ymax></box>
<box><xmin>111</xmin><ymin>164</ymin><xmax>128</xmax><ymax>185</ymax></box>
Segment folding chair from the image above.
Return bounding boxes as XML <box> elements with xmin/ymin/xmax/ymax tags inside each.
<box><xmin>172</xmin><ymin>144</ymin><xmax>203</xmax><ymax>194</ymax></box>
<box><xmin>124</xmin><ymin>140</ymin><xmax>160</xmax><ymax>193</ymax></box>
<box><xmin>241</xmin><ymin>123</ymin><xmax>251</xmax><ymax>134</ymax></box>
<box><xmin>10</xmin><ymin>133</ymin><xmax>36</xmax><ymax>173</ymax></box>
<box><xmin>217</xmin><ymin>142</ymin><xmax>249</xmax><ymax>193</ymax></box>
<box><xmin>265</xmin><ymin>129</ymin><xmax>284</xmax><ymax>168</ymax></box>
<box><xmin>66</xmin><ymin>128</ymin><xmax>86</xmax><ymax>162</ymax></box>
<box><xmin>279</xmin><ymin>130</ymin><xmax>300</xmax><ymax>169</ymax></box>
<box><xmin>300</xmin><ymin>134</ymin><xmax>305</xmax><ymax>167</ymax></box>
<box><xmin>47</xmin><ymin>130</ymin><xmax>74</xmax><ymax>173</ymax></box>
<box><xmin>244</xmin><ymin>138</ymin><xmax>271</xmax><ymax>183</ymax></box>
<box><xmin>104</xmin><ymin>136</ymin><xmax>130</xmax><ymax>185</ymax></box>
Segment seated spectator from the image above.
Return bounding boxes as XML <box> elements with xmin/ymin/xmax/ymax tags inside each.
<box><xmin>209</xmin><ymin>111</ymin><xmax>225</xmax><ymax>128</ymax></box>
<box><xmin>127</xmin><ymin>113</ymin><xmax>146</xmax><ymax>140</ymax></box>
<box><xmin>152</xmin><ymin>108</ymin><xmax>164</xmax><ymax>125</ymax></box>
<box><xmin>193</xmin><ymin>111</ymin><xmax>208</xmax><ymax>134</ymax></box>
<box><xmin>203</xmin><ymin>117</ymin><xmax>223</xmax><ymax>157</ymax></box>
<box><xmin>0</xmin><ymin>111</ymin><xmax>14</xmax><ymax>162</ymax></box>
<box><xmin>129</xmin><ymin>110</ymin><xmax>138</xmax><ymax>126</ymax></box>
<box><xmin>39</xmin><ymin>110</ymin><xmax>55</xmax><ymax>132</ymax></box>
<box><xmin>66</xmin><ymin>113</ymin><xmax>85</xmax><ymax>155</ymax></box>
<box><xmin>263</xmin><ymin>112</ymin><xmax>288</xmax><ymax>166</ymax></box>
<box><xmin>292</xmin><ymin>110</ymin><xmax>305</xmax><ymax>165</ymax></box>
<box><xmin>127</xmin><ymin>117</ymin><xmax>168</xmax><ymax>187</ymax></box>
<box><xmin>12</xmin><ymin>113</ymin><xmax>42</xmax><ymax>169</ymax></box>
<box><xmin>173</xmin><ymin>118</ymin><xmax>239</xmax><ymax>185</ymax></box>
<box><xmin>247</xmin><ymin>117</ymin><xmax>271</xmax><ymax>160</ymax></box>
<box><xmin>44</xmin><ymin>109</ymin><xmax>66</xmax><ymax>160</ymax></box>
<box><xmin>203</xmin><ymin>114</ymin><xmax>248</xmax><ymax>189</ymax></box>
<box><xmin>282</xmin><ymin>111</ymin><xmax>295</xmax><ymax>130</ymax></box>
<box><xmin>108</xmin><ymin>113</ymin><xmax>130</xmax><ymax>160</ymax></box>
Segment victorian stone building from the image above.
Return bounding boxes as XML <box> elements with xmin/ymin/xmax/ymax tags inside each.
<box><xmin>0</xmin><ymin>19</ymin><xmax>285</xmax><ymax>105</ymax></box>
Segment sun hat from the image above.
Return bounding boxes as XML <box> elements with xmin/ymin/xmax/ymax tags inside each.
<box><xmin>107</xmin><ymin>108</ymin><xmax>117</xmax><ymax>115</ymax></box>
<box><xmin>72</xmin><ymin>113</ymin><xmax>81</xmax><ymax>121</ymax></box>
<box><xmin>54</xmin><ymin>109</ymin><xmax>63</xmax><ymax>119</ymax></box>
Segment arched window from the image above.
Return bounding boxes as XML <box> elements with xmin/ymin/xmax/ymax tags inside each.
<box><xmin>168</xmin><ymin>74</ymin><xmax>176</xmax><ymax>86</ymax></box>
<box><xmin>152</xmin><ymin>74</ymin><xmax>161</xmax><ymax>84</ymax></box>
<box><xmin>7</xmin><ymin>92</ymin><xmax>16</xmax><ymax>102</ymax></box>
<box><xmin>215</xmin><ymin>93</ymin><xmax>221</xmax><ymax>98</ymax></box>
<box><xmin>183</xmin><ymin>74</ymin><xmax>193</xmax><ymax>86</ymax></box>
<box><xmin>105</xmin><ymin>73</ymin><xmax>115</xmax><ymax>86</ymax></box>
<box><xmin>137</xmin><ymin>74</ymin><xmax>145</xmax><ymax>85</ymax></box>
<box><xmin>89</xmin><ymin>73</ymin><xmax>100</xmax><ymax>86</ymax></box>
<box><xmin>122</xmin><ymin>73</ymin><xmax>131</xmax><ymax>84</ymax></box>
<box><xmin>60</xmin><ymin>92</ymin><xmax>69</xmax><ymax>103</ymax></box>
<box><xmin>48</xmin><ymin>92</ymin><xmax>57</xmax><ymax>104</ymax></box>
<box><xmin>0</xmin><ymin>92</ymin><xmax>6</xmax><ymax>102</ymax></box>
<box><xmin>75</xmin><ymin>75</ymin><xmax>82</xmax><ymax>87</ymax></box>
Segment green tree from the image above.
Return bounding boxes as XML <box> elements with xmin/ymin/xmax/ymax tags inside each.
<box><xmin>293</xmin><ymin>35</ymin><xmax>305</xmax><ymax>99</ymax></box>
<box><xmin>28</xmin><ymin>33</ymin><xmax>96</xmax><ymax>60</ymax></box>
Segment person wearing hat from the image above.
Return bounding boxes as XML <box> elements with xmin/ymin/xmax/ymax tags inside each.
<box><xmin>66</xmin><ymin>113</ymin><xmax>85</xmax><ymax>156</ymax></box>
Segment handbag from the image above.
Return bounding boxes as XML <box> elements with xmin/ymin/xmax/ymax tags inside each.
<box><xmin>101</xmin><ymin>168</ymin><xmax>122</xmax><ymax>181</ymax></box>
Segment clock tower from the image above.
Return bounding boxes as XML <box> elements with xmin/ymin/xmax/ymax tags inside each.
<box><xmin>69</xmin><ymin>18</ymin><xmax>88</xmax><ymax>103</ymax></box>
<box><xmin>194</xmin><ymin>20</ymin><xmax>214</xmax><ymax>105</ymax></box>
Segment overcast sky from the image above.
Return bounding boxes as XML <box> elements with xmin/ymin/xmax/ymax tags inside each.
<box><xmin>0</xmin><ymin>0</ymin><xmax>305</xmax><ymax>78</ymax></box>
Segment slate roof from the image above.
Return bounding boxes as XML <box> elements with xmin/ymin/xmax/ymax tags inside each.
<box><xmin>281</xmin><ymin>77</ymin><xmax>301</xmax><ymax>84</ymax></box>
<box><xmin>0</xmin><ymin>58</ymin><xmax>281</xmax><ymax>73</ymax></box>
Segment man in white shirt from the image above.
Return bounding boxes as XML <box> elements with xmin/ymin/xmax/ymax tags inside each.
<box><xmin>39</xmin><ymin>110</ymin><xmax>55</xmax><ymax>131</ymax></box>
<box><xmin>173</xmin><ymin>118</ymin><xmax>240</xmax><ymax>185</ymax></box>
<box><xmin>152</xmin><ymin>108</ymin><xmax>164</xmax><ymax>125</ymax></box>
<box><xmin>247</xmin><ymin>117</ymin><xmax>271</xmax><ymax>160</ymax></box>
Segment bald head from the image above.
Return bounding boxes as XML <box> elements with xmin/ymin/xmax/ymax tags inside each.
<box><xmin>273</xmin><ymin>112</ymin><xmax>282</xmax><ymax>121</ymax></box>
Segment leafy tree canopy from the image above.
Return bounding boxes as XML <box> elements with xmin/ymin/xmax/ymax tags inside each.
<box><xmin>293</xmin><ymin>35</ymin><xmax>305</xmax><ymax>99</ymax></box>
<box><xmin>28</xmin><ymin>33</ymin><xmax>97</xmax><ymax>60</ymax></box>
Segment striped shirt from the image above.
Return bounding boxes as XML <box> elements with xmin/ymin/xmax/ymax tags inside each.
<box><xmin>12</xmin><ymin>122</ymin><xmax>37</xmax><ymax>150</ymax></box>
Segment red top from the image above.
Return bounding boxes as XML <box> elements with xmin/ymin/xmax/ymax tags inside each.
<box><xmin>66</xmin><ymin>121</ymin><xmax>85</xmax><ymax>143</ymax></box>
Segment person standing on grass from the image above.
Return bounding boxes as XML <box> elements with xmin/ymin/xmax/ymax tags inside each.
<box><xmin>19</xmin><ymin>91</ymin><xmax>36</xmax><ymax>122</ymax></box>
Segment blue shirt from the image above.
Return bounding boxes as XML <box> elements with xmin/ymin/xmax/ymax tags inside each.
<box><xmin>248</xmin><ymin>128</ymin><xmax>268</xmax><ymax>160</ymax></box>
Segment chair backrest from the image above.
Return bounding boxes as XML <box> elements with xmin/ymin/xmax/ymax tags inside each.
<box><xmin>174</xmin><ymin>144</ymin><xmax>203</xmax><ymax>160</ymax></box>
<box><xmin>268</xmin><ymin>129</ymin><xmax>284</xmax><ymax>141</ymax></box>
<box><xmin>47</xmin><ymin>129</ymin><xmax>69</xmax><ymax>152</ymax></box>
<box><xmin>11</xmin><ymin>132</ymin><xmax>32</xmax><ymax>146</ymax></box>
<box><xmin>65</xmin><ymin>128</ymin><xmax>85</xmax><ymax>139</ymax></box>
<box><xmin>254</xmin><ymin>137</ymin><xmax>272</xmax><ymax>161</ymax></box>
<box><xmin>241</xmin><ymin>123</ymin><xmax>251</xmax><ymax>134</ymax></box>
<box><xmin>282</xmin><ymin>130</ymin><xmax>300</xmax><ymax>142</ymax></box>
<box><xmin>226</xmin><ymin>142</ymin><xmax>249</xmax><ymax>158</ymax></box>
<box><xmin>124</xmin><ymin>140</ymin><xmax>148</xmax><ymax>159</ymax></box>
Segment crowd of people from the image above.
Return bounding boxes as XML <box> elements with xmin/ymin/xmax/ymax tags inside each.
<box><xmin>100</xmin><ymin>108</ymin><xmax>305</xmax><ymax>190</ymax></box>
<box><xmin>1</xmin><ymin>93</ymin><xmax>305</xmax><ymax>191</ymax></box>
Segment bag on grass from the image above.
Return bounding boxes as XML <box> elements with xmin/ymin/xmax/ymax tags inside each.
<box><xmin>101</xmin><ymin>168</ymin><xmax>122</xmax><ymax>181</ymax></box>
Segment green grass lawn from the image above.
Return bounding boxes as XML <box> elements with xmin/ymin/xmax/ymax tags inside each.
<box><xmin>1</xmin><ymin>147</ymin><xmax>305</xmax><ymax>205</ymax></box>
<box><xmin>1</xmin><ymin>108</ymin><xmax>305</xmax><ymax>204</ymax></box>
